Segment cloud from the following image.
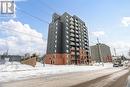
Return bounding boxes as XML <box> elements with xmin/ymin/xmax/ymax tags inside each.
<box><xmin>91</xmin><ymin>31</ymin><xmax>105</xmax><ymax>37</ymax></box>
<box><xmin>108</xmin><ymin>41</ymin><xmax>130</xmax><ymax>49</ymax></box>
<box><xmin>121</xmin><ymin>17</ymin><xmax>130</xmax><ymax>27</ymax></box>
<box><xmin>107</xmin><ymin>41</ymin><xmax>130</xmax><ymax>57</ymax></box>
<box><xmin>0</xmin><ymin>20</ymin><xmax>47</xmax><ymax>55</ymax></box>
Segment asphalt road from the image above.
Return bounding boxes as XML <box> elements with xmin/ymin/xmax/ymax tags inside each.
<box><xmin>0</xmin><ymin>67</ymin><xmax>129</xmax><ymax>87</ymax></box>
<box><xmin>71</xmin><ymin>69</ymin><xmax>129</xmax><ymax>87</ymax></box>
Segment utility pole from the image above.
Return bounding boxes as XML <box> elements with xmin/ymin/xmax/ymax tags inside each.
<box><xmin>114</xmin><ymin>48</ymin><xmax>116</xmax><ymax>57</ymax></box>
<box><xmin>97</xmin><ymin>38</ymin><xmax>104</xmax><ymax>66</ymax></box>
<box><xmin>42</xmin><ymin>37</ymin><xmax>45</xmax><ymax>67</ymax></box>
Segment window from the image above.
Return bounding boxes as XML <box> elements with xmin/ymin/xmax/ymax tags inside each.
<box><xmin>55</xmin><ymin>50</ymin><xmax>56</xmax><ymax>53</ymax></box>
<box><xmin>66</xmin><ymin>45</ymin><xmax>69</xmax><ymax>48</ymax></box>
<box><xmin>66</xmin><ymin>22</ymin><xmax>68</xmax><ymax>25</ymax></box>
<box><xmin>56</xmin><ymin>22</ymin><xmax>58</xmax><ymax>26</ymax></box>
<box><xmin>56</xmin><ymin>27</ymin><xmax>58</xmax><ymax>30</ymax></box>
<box><xmin>66</xmin><ymin>19</ymin><xmax>69</xmax><ymax>22</ymax></box>
<box><xmin>66</xmin><ymin>27</ymin><xmax>69</xmax><ymax>30</ymax></box>
<box><xmin>55</xmin><ymin>31</ymin><xmax>57</xmax><ymax>34</ymax></box>
<box><xmin>55</xmin><ymin>45</ymin><xmax>57</xmax><ymax>48</ymax></box>
<box><xmin>66</xmin><ymin>31</ymin><xmax>69</xmax><ymax>34</ymax></box>
<box><xmin>66</xmin><ymin>35</ymin><xmax>69</xmax><ymax>38</ymax></box>
<box><xmin>55</xmin><ymin>36</ymin><xmax>57</xmax><ymax>39</ymax></box>
<box><xmin>66</xmin><ymin>40</ymin><xmax>69</xmax><ymax>43</ymax></box>
<box><xmin>66</xmin><ymin>50</ymin><xmax>69</xmax><ymax>53</ymax></box>
<box><xmin>66</xmin><ymin>15</ymin><xmax>68</xmax><ymax>18</ymax></box>
<box><xmin>55</xmin><ymin>40</ymin><xmax>57</xmax><ymax>43</ymax></box>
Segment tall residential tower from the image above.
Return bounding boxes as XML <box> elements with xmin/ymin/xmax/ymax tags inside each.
<box><xmin>45</xmin><ymin>12</ymin><xmax>90</xmax><ymax>65</ymax></box>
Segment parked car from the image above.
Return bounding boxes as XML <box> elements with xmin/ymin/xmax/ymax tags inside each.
<box><xmin>113</xmin><ymin>63</ymin><xmax>119</xmax><ymax>67</ymax></box>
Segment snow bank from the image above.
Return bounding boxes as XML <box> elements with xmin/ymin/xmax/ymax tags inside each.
<box><xmin>0</xmin><ymin>62</ymin><xmax>121</xmax><ymax>82</ymax></box>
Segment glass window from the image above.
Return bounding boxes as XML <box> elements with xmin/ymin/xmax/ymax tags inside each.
<box><xmin>66</xmin><ymin>35</ymin><xmax>69</xmax><ymax>38</ymax></box>
<box><xmin>66</xmin><ymin>31</ymin><xmax>69</xmax><ymax>34</ymax></box>
<box><xmin>66</xmin><ymin>27</ymin><xmax>69</xmax><ymax>30</ymax></box>
<box><xmin>55</xmin><ymin>45</ymin><xmax>57</xmax><ymax>48</ymax></box>
<box><xmin>66</xmin><ymin>19</ymin><xmax>69</xmax><ymax>22</ymax></box>
<box><xmin>66</xmin><ymin>15</ymin><xmax>68</xmax><ymax>18</ymax></box>
<box><xmin>55</xmin><ymin>40</ymin><xmax>57</xmax><ymax>43</ymax></box>
<box><xmin>66</xmin><ymin>40</ymin><xmax>69</xmax><ymax>43</ymax></box>
<box><xmin>66</xmin><ymin>23</ymin><xmax>68</xmax><ymax>25</ymax></box>
<box><xmin>55</xmin><ymin>36</ymin><xmax>57</xmax><ymax>39</ymax></box>
<box><xmin>56</xmin><ymin>22</ymin><xmax>58</xmax><ymax>25</ymax></box>
<box><xmin>66</xmin><ymin>50</ymin><xmax>69</xmax><ymax>53</ymax></box>
<box><xmin>56</xmin><ymin>27</ymin><xmax>58</xmax><ymax>30</ymax></box>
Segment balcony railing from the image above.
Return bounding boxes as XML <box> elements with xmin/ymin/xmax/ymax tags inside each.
<box><xmin>71</xmin><ymin>52</ymin><xmax>75</xmax><ymax>55</ymax></box>
<box><xmin>70</xmin><ymin>42</ymin><xmax>75</xmax><ymax>45</ymax></box>
<box><xmin>70</xmin><ymin>25</ymin><xmax>74</xmax><ymax>29</ymax></box>
<box><xmin>70</xmin><ymin>33</ymin><xmax>75</xmax><ymax>37</ymax></box>
<box><xmin>70</xmin><ymin>17</ymin><xmax>74</xmax><ymax>21</ymax></box>
<box><xmin>70</xmin><ymin>21</ymin><xmax>74</xmax><ymax>25</ymax></box>
<box><xmin>70</xmin><ymin>38</ymin><xmax>75</xmax><ymax>41</ymax></box>
<box><xmin>70</xmin><ymin>29</ymin><xmax>74</xmax><ymax>33</ymax></box>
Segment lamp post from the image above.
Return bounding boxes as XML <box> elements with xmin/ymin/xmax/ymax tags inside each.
<box><xmin>97</xmin><ymin>37</ymin><xmax>104</xmax><ymax>66</ymax></box>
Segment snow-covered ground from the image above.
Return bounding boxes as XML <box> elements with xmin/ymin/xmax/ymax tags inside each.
<box><xmin>0</xmin><ymin>62</ymin><xmax>125</xmax><ymax>82</ymax></box>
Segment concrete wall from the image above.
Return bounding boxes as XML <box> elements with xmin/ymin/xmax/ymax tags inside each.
<box><xmin>21</xmin><ymin>57</ymin><xmax>36</xmax><ymax>67</ymax></box>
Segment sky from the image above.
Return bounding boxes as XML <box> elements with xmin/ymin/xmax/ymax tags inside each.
<box><xmin>0</xmin><ymin>0</ymin><xmax>130</xmax><ymax>57</ymax></box>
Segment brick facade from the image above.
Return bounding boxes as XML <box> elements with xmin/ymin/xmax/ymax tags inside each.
<box><xmin>45</xmin><ymin>51</ymin><xmax>90</xmax><ymax>65</ymax></box>
<box><xmin>45</xmin><ymin>53</ymin><xmax>70</xmax><ymax>65</ymax></box>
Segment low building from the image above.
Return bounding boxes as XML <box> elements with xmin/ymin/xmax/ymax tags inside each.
<box><xmin>0</xmin><ymin>55</ymin><xmax>23</xmax><ymax>62</ymax></box>
<box><xmin>90</xmin><ymin>43</ymin><xmax>112</xmax><ymax>63</ymax></box>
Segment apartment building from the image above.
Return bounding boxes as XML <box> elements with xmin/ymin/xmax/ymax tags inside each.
<box><xmin>90</xmin><ymin>43</ymin><xmax>112</xmax><ymax>63</ymax></box>
<box><xmin>45</xmin><ymin>12</ymin><xmax>90</xmax><ymax>65</ymax></box>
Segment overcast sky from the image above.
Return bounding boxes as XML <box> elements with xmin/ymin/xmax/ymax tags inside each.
<box><xmin>0</xmin><ymin>0</ymin><xmax>130</xmax><ymax>57</ymax></box>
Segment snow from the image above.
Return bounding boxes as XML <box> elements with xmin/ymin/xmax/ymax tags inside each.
<box><xmin>0</xmin><ymin>62</ymin><xmax>125</xmax><ymax>82</ymax></box>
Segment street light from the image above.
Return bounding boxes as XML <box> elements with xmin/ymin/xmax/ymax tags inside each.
<box><xmin>97</xmin><ymin>37</ymin><xmax>104</xmax><ymax>66</ymax></box>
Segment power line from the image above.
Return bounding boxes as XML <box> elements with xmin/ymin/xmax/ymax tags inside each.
<box><xmin>28</xmin><ymin>3</ymin><xmax>51</xmax><ymax>15</ymax></box>
<box><xmin>0</xmin><ymin>26</ymin><xmax>47</xmax><ymax>41</ymax></box>
<box><xmin>39</xmin><ymin>0</ymin><xmax>58</xmax><ymax>13</ymax></box>
<box><xmin>16</xmin><ymin>7</ymin><xmax>49</xmax><ymax>24</ymax></box>
<box><xmin>0</xmin><ymin>28</ymin><xmax>46</xmax><ymax>45</ymax></box>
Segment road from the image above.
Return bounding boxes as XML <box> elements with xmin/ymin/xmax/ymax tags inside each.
<box><xmin>0</xmin><ymin>67</ymin><xmax>129</xmax><ymax>87</ymax></box>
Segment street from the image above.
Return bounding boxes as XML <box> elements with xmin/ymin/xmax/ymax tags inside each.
<box><xmin>0</xmin><ymin>67</ymin><xmax>129</xmax><ymax>87</ymax></box>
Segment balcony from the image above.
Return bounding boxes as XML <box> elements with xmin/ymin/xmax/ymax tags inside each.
<box><xmin>70</xmin><ymin>17</ymin><xmax>74</xmax><ymax>21</ymax></box>
<box><xmin>70</xmin><ymin>33</ymin><xmax>75</xmax><ymax>37</ymax></box>
<box><xmin>75</xmin><ymin>19</ymin><xmax>78</xmax><ymax>23</ymax></box>
<box><xmin>70</xmin><ymin>38</ymin><xmax>75</xmax><ymax>41</ymax></box>
<box><xmin>76</xmin><ymin>43</ymin><xmax>79</xmax><ymax>46</ymax></box>
<box><xmin>75</xmin><ymin>23</ymin><xmax>78</xmax><ymax>26</ymax></box>
<box><xmin>76</xmin><ymin>35</ymin><xmax>79</xmax><ymax>38</ymax></box>
<box><xmin>77</xmin><ymin>52</ymin><xmax>79</xmax><ymax>55</ymax></box>
<box><xmin>75</xmin><ymin>27</ymin><xmax>78</xmax><ymax>30</ymax></box>
<box><xmin>71</xmin><ymin>52</ymin><xmax>75</xmax><ymax>55</ymax></box>
<box><xmin>70</xmin><ymin>25</ymin><xmax>74</xmax><ymax>29</ymax></box>
<box><xmin>71</xmin><ymin>47</ymin><xmax>75</xmax><ymax>50</ymax></box>
<box><xmin>75</xmin><ymin>31</ymin><xmax>78</xmax><ymax>34</ymax></box>
<box><xmin>70</xmin><ymin>29</ymin><xmax>74</xmax><ymax>33</ymax></box>
<box><xmin>76</xmin><ymin>39</ymin><xmax>79</xmax><ymax>42</ymax></box>
<box><xmin>76</xmin><ymin>48</ymin><xmax>79</xmax><ymax>50</ymax></box>
<box><xmin>70</xmin><ymin>21</ymin><xmax>74</xmax><ymax>25</ymax></box>
<box><xmin>85</xmin><ymin>46</ymin><xmax>89</xmax><ymax>49</ymax></box>
<box><xmin>70</xmin><ymin>42</ymin><xmax>75</xmax><ymax>45</ymax></box>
